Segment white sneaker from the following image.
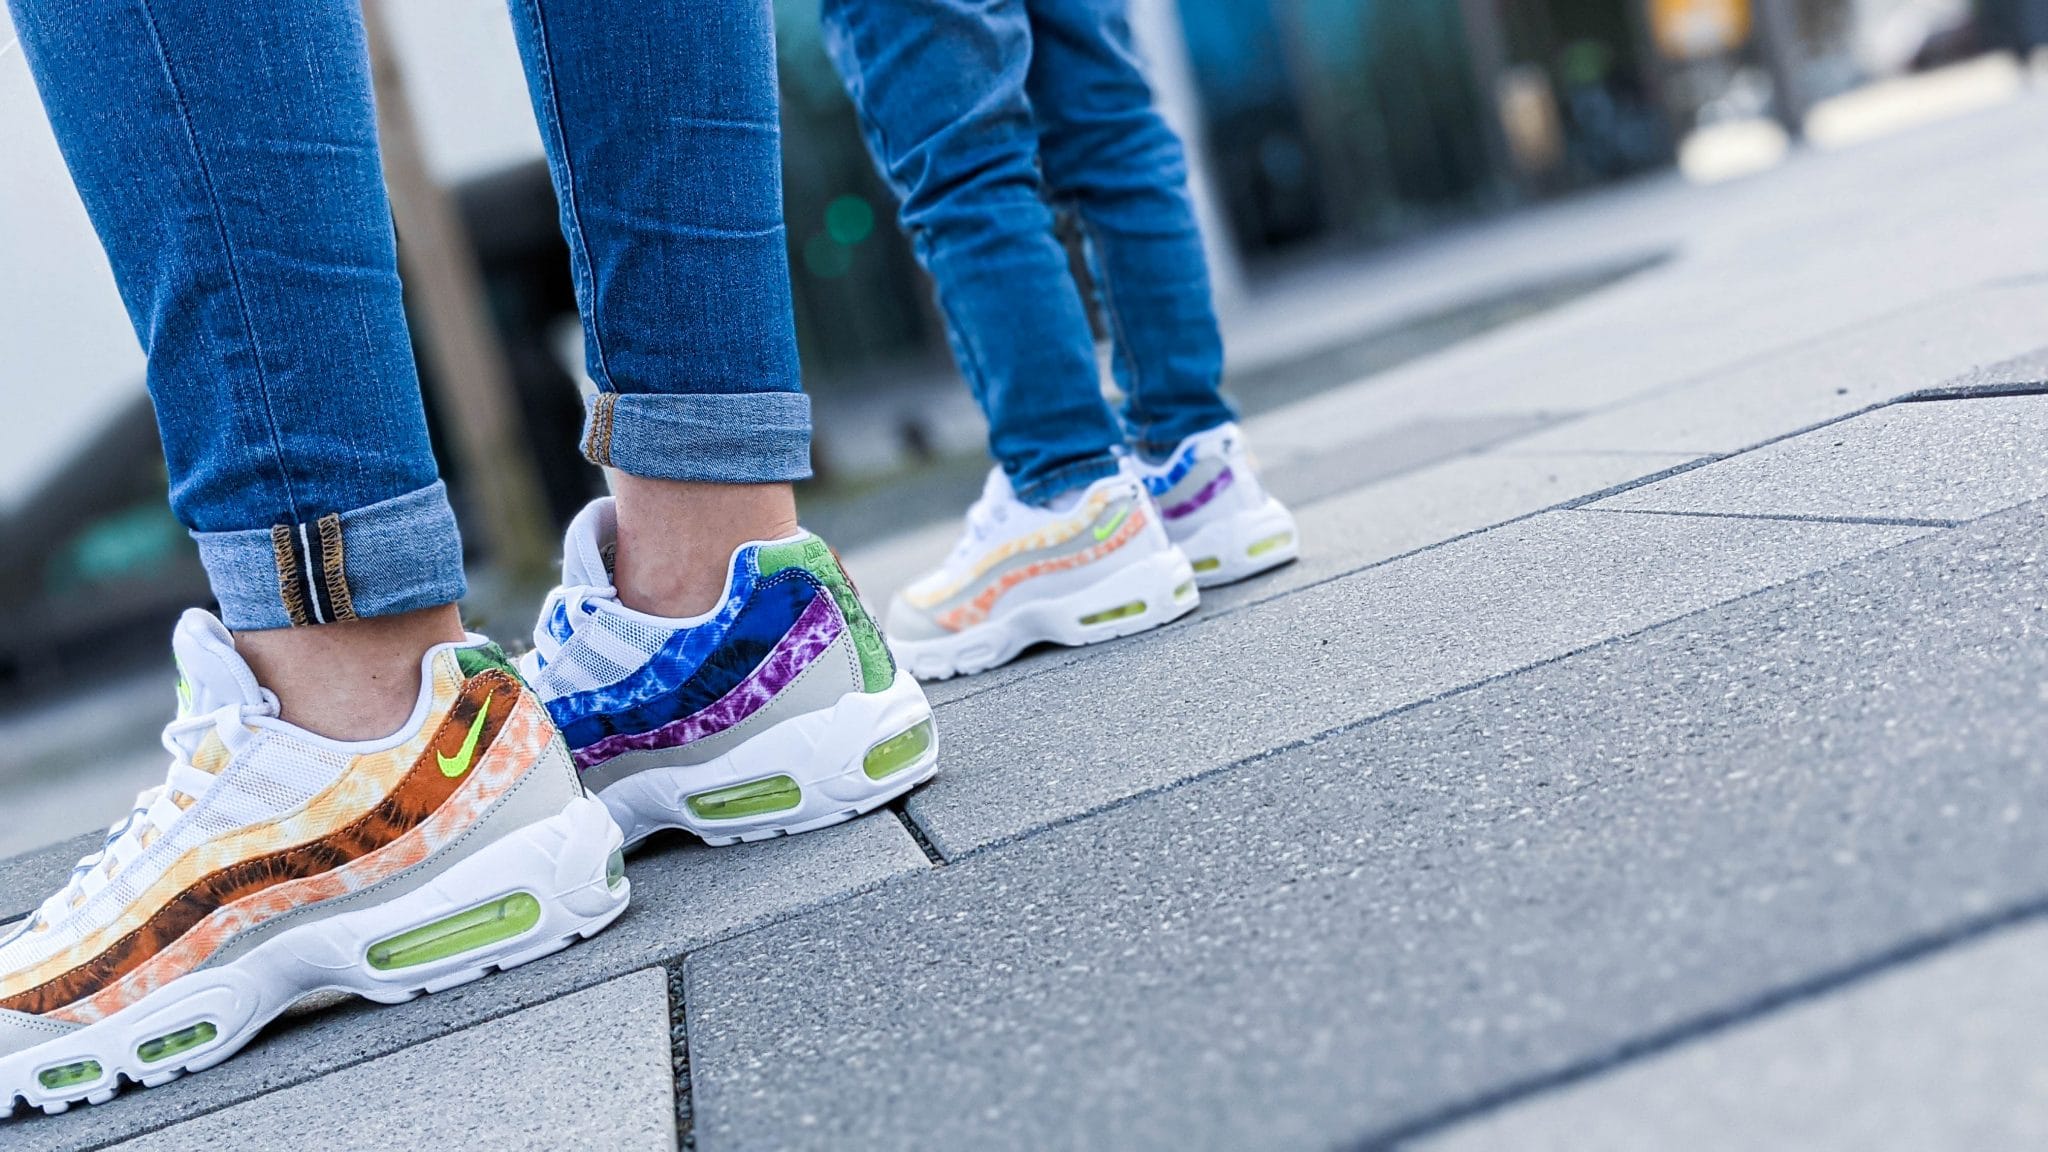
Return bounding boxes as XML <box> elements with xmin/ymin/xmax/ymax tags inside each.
<box><xmin>519</xmin><ymin>499</ymin><xmax>939</xmax><ymax>848</ymax></box>
<box><xmin>885</xmin><ymin>463</ymin><xmax>1199</xmax><ymax>680</ymax></box>
<box><xmin>1</xmin><ymin>611</ymin><xmax>627</xmax><ymax>1116</ymax></box>
<box><xmin>1138</xmin><ymin>423</ymin><xmax>1299</xmax><ymax>587</ymax></box>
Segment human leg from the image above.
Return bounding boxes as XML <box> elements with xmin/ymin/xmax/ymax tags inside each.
<box><xmin>819</xmin><ymin>0</ymin><xmax>1198</xmax><ymax>679</ymax></box>
<box><xmin>1</xmin><ymin>1</ymin><xmax>624</xmax><ymax>1111</ymax></box>
<box><xmin>1027</xmin><ymin>0</ymin><xmax>1298</xmax><ymax>584</ymax></box>
<box><xmin>820</xmin><ymin>0</ymin><xmax>1124</xmax><ymax>506</ymax></box>
<box><xmin>504</xmin><ymin>0</ymin><xmax>937</xmax><ymax>841</ymax></box>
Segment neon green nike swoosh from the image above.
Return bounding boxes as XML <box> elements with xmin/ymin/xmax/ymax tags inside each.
<box><xmin>1093</xmin><ymin>505</ymin><xmax>1131</xmax><ymax>541</ymax></box>
<box><xmin>438</xmin><ymin>690</ymin><xmax>494</xmax><ymax>778</ymax></box>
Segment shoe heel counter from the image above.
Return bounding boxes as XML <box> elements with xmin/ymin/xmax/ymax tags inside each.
<box><xmin>453</xmin><ymin>643</ymin><xmax>584</xmax><ymax>807</ymax></box>
<box><xmin>757</xmin><ymin>534</ymin><xmax>897</xmax><ymax>693</ymax></box>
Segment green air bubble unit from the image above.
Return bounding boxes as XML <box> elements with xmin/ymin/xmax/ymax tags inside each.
<box><xmin>686</xmin><ymin>775</ymin><xmax>802</xmax><ymax>821</ymax></box>
<box><xmin>1079</xmin><ymin>601</ymin><xmax>1147</xmax><ymax>627</ymax></box>
<box><xmin>1191</xmin><ymin>557</ymin><xmax>1222</xmax><ymax>573</ymax></box>
<box><xmin>1248</xmin><ymin>532</ymin><xmax>1294</xmax><ymax>558</ymax></box>
<box><xmin>366</xmin><ymin>892</ymin><xmax>542</xmax><ymax>971</ymax></box>
<box><xmin>38</xmin><ymin>1060</ymin><xmax>101</xmax><ymax>1091</ymax></box>
<box><xmin>138</xmin><ymin>1021</ymin><xmax>217</xmax><ymax>1065</ymax></box>
<box><xmin>606</xmin><ymin>848</ymin><xmax>627</xmax><ymax>892</ymax></box>
<box><xmin>864</xmin><ymin>718</ymin><xmax>935</xmax><ymax>781</ymax></box>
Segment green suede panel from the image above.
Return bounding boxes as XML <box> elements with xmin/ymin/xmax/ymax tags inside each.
<box><xmin>758</xmin><ymin>534</ymin><xmax>895</xmax><ymax>692</ymax></box>
<box><xmin>456</xmin><ymin>642</ymin><xmax>521</xmax><ymax>682</ymax></box>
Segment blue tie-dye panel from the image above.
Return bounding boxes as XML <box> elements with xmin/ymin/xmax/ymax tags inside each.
<box><xmin>1143</xmin><ymin>444</ymin><xmax>1199</xmax><ymax>496</ymax></box>
<box><xmin>546</xmin><ymin>546</ymin><xmax>765</xmax><ymax>727</ymax></box>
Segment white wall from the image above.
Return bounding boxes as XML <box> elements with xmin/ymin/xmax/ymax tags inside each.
<box><xmin>0</xmin><ymin>2</ymin><xmax>543</xmax><ymax>510</ymax></box>
<box><xmin>0</xmin><ymin>6</ymin><xmax>147</xmax><ymax>512</ymax></box>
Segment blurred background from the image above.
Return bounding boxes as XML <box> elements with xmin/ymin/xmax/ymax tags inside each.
<box><xmin>1</xmin><ymin>0</ymin><xmax>2042</xmax><ymax>852</ymax></box>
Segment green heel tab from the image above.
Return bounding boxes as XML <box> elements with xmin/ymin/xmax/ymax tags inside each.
<box><xmin>456</xmin><ymin>641</ymin><xmax>522</xmax><ymax>683</ymax></box>
<box><xmin>757</xmin><ymin>534</ymin><xmax>895</xmax><ymax>692</ymax></box>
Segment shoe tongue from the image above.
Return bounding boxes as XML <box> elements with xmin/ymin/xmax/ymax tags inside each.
<box><xmin>171</xmin><ymin>609</ymin><xmax>266</xmax><ymax>719</ymax></box>
<box><xmin>561</xmin><ymin>498</ymin><xmax>619</xmax><ymax>588</ymax></box>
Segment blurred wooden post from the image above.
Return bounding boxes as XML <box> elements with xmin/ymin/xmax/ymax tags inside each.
<box><xmin>1754</xmin><ymin>0</ymin><xmax>1809</xmax><ymax>139</ymax></box>
<box><xmin>361</xmin><ymin>0</ymin><xmax>553</xmax><ymax>583</ymax></box>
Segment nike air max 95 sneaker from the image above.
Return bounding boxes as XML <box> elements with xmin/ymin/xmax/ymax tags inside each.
<box><xmin>0</xmin><ymin>610</ymin><xmax>627</xmax><ymax>1117</ymax></box>
<box><xmin>522</xmin><ymin>499</ymin><xmax>938</xmax><ymax>848</ymax></box>
<box><xmin>1138</xmin><ymin>422</ymin><xmax>1298</xmax><ymax>587</ymax></box>
<box><xmin>885</xmin><ymin>462</ymin><xmax>1199</xmax><ymax>680</ymax></box>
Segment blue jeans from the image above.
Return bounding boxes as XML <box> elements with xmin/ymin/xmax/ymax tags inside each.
<box><xmin>8</xmin><ymin>0</ymin><xmax>806</xmax><ymax>630</ymax></box>
<box><xmin>820</xmin><ymin>0</ymin><xmax>1235</xmax><ymax>506</ymax></box>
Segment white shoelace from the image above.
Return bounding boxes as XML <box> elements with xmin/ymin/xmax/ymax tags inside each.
<box><xmin>530</xmin><ymin>581</ymin><xmax>618</xmax><ymax>667</ymax></box>
<box><xmin>22</xmin><ymin>694</ymin><xmax>276</xmax><ymax>932</ymax></box>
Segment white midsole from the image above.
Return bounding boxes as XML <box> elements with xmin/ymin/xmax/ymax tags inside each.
<box><xmin>596</xmin><ymin>668</ymin><xmax>938</xmax><ymax>848</ymax></box>
<box><xmin>1171</xmin><ymin>496</ymin><xmax>1299</xmax><ymax>587</ymax></box>
<box><xmin>1</xmin><ymin>795</ymin><xmax>626</xmax><ymax>1116</ymax></box>
<box><xmin>890</xmin><ymin>548</ymin><xmax>1199</xmax><ymax>680</ymax></box>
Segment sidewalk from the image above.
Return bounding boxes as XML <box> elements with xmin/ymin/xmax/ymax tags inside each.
<box><xmin>8</xmin><ymin>91</ymin><xmax>2048</xmax><ymax>1151</ymax></box>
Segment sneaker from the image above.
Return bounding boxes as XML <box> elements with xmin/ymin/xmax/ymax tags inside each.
<box><xmin>521</xmin><ymin>499</ymin><xmax>938</xmax><ymax>848</ymax></box>
<box><xmin>1139</xmin><ymin>422</ymin><xmax>1298</xmax><ymax>587</ymax></box>
<box><xmin>885</xmin><ymin>463</ymin><xmax>1199</xmax><ymax>680</ymax></box>
<box><xmin>0</xmin><ymin>610</ymin><xmax>626</xmax><ymax>1116</ymax></box>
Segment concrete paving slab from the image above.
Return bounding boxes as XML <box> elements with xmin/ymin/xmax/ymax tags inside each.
<box><xmin>839</xmin><ymin>413</ymin><xmax>1559</xmax><ymax>626</ymax></box>
<box><xmin>1411</xmin><ymin>919</ymin><xmax>2048</xmax><ymax>1152</ymax></box>
<box><xmin>0</xmin><ymin>832</ymin><xmax>95</xmax><ymax>924</ymax></box>
<box><xmin>1255</xmin><ymin>414</ymin><xmax>1556</xmax><ymax>510</ymax></box>
<box><xmin>907</xmin><ymin>509</ymin><xmax>1928</xmax><ymax>858</ymax></box>
<box><xmin>1499</xmin><ymin>281</ymin><xmax>2048</xmax><ymax>457</ymax></box>
<box><xmin>686</xmin><ymin>498</ymin><xmax>2048</xmax><ymax>1152</ymax></box>
<box><xmin>914</xmin><ymin>448</ymin><xmax>1691</xmax><ymax>712</ymax></box>
<box><xmin>1592</xmin><ymin>394</ymin><xmax>2048</xmax><ymax>524</ymax></box>
<box><xmin>11</xmin><ymin>813</ymin><xmax>925</xmax><ymax>1152</ymax></box>
<box><xmin>1198</xmin><ymin>449</ymin><xmax>1699</xmax><ymax>618</ymax></box>
<box><xmin>107</xmin><ymin>969</ymin><xmax>675</xmax><ymax>1152</ymax></box>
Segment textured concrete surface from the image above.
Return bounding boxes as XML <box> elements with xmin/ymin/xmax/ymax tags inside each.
<box><xmin>0</xmin><ymin>832</ymin><xmax>93</xmax><ymax>924</ymax></box>
<box><xmin>1593</xmin><ymin>393</ymin><xmax>2048</xmax><ymax>523</ymax></box>
<box><xmin>108</xmin><ymin>969</ymin><xmax>675</xmax><ymax>1152</ymax></box>
<box><xmin>685</xmin><ymin>497</ymin><xmax>2048</xmax><ymax>1152</ymax></box>
<box><xmin>1412</xmin><ymin>919</ymin><xmax>2048</xmax><ymax>1152</ymax></box>
<box><xmin>9</xmin><ymin>814</ymin><xmax>924</xmax><ymax>1152</ymax></box>
<box><xmin>917</xmin><ymin>447</ymin><xmax>1694</xmax><ymax>711</ymax></box>
<box><xmin>1498</xmin><ymin>279</ymin><xmax>2048</xmax><ymax>457</ymax></box>
<box><xmin>907</xmin><ymin>509</ymin><xmax>1927</xmax><ymax>858</ymax></box>
<box><xmin>1200</xmin><ymin>449</ymin><xmax>1697</xmax><ymax>617</ymax></box>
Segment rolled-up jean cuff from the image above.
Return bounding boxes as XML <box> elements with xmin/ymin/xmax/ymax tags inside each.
<box><xmin>581</xmin><ymin>390</ymin><xmax>813</xmax><ymax>483</ymax></box>
<box><xmin>192</xmin><ymin>480</ymin><xmax>468</xmax><ymax>631</ymax></box>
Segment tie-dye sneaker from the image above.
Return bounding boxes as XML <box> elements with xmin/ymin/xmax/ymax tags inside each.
<box><xmin>885</xmin><ymin>463</ymin><xmax>1199</xmax><ymax>680</ymax></box>
<box><xmin>1138</xmin><ymin>422</ymin><xmax>1298</xmax><ymax>587</ymax></box>
<box><xmin>0</xmin><ymin>610</ymin><xmax>626</xmax><ymax>1117</ymax></box>
<box><xmin>521</xmin><ymin>499</ymin><xmax>938</xmax><ymax>848</ymax></box>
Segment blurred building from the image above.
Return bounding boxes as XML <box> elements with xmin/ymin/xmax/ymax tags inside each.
<box><xmin>0</xmin><ymin>0</ymin><xmax>2028</xmax><ymax>693</ymax></box>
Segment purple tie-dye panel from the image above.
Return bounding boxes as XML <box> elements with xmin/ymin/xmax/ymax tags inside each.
<box><xmin>572</xmin><ymin>592</ymin><xmax>844</xmax><ymax>770</ymax></box>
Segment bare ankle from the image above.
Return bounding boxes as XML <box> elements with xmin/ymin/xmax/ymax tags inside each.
<box><xmin>610</xmin><ymin>474</ymin><xmax>799</xmax><ymax>618</ymax></box>
<box><xmin>235</xmin><ymin>604</ymin><xmax>467</xmax><ymax>740</ymax></box>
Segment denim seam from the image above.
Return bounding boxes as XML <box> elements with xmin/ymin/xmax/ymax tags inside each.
<box><xmin>1015</xmin><ymin>455</ymin><xmax>1120</xmax><ymax>507</ymax></box>
<box><xmin>133</xmin><ymin>0</ymin><xmax>302</xmax><ymax>524</ymax></box>
<box><xmin>916</xmin><ymin>231</ymin><xmax>1000</xmax><ymax>431</ymax></box>
<box><xmin>1073</xmin><ymin>209</ymin><xmax>1149</xmax><ymax>447</ymax></box>
<box><xmin>519</xmin><ymin>0</ymin><xmax>616</xmax><ymax>392</ymax></box>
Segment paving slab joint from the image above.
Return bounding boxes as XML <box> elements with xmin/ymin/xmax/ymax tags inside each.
<box><xmin>891</xmin><ymin>800</ymin><xmax>949</xmax><ymax>866</ymax></box>
<box><xmin>667</xmin><ymin>962</ymin><xmax>697</xmax><ymax>1151</ymax></box>
<box><xmin>1591</xmin><ymin>507</ymin><xmax>1963</xmax><ymax>530</ymax></box>
<box><xmin>1899</xmin><ymin>381</ymin><xmax>2048</xmax><ymax>402</ymax></box>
